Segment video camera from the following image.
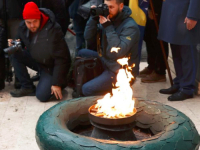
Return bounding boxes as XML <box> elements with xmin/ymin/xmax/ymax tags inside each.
<box><xmin>4</xmin><ymin>40</ymin><xmax>22</xmax><ymax>55</ymax></box>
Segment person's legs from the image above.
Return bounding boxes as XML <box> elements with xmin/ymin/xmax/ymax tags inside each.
<box><xmin>78</xmin><ymin>49</ymin><xmax>99</xmax><ymax>58</ymax></box>
<box><xmin>82</xmin><ymin>70</ymin><xmax>116</xmax><ymax>96</ymax></box>
<box><xmin>159</xmin><ymin>44</ymin><xmax>181</xmax><ymax>94</ymax></box>
<box><xmin>179</xmin><ymin>45</ymin><xmax>197</xmax><ymax>95</ymax></box>
<box><xmin>170</xmin><ymin>44</ymin><xmax>183</xmax><ymax>88</ymax></box>
<box><xmin>10</xmin><ymin>50</ymin><xmax>39</xmax><ymax>89</ymax></box>
<box><xmin>0</xmin><ymin>56</ymin><xmax>5</xmax><ymax>90</ymax></box>
<box><xmin>154</xmin><ymin>40</ymin><xmax>168</xmax><ymax>75</ymax></box>
<box><xmin>144</xmin><ymin>18</ymin><xmax>156</xmax><ymax>71</ymax></box>
<box><xmin>167</xmin><ymin>45</ymin><xmax>197</xmax><ymax>101</ymax></box>
<box><xmin>36</xmin><ymin>70</ymin><xmax>53</xmax><ymax>102</ymax></box>
<box><xmin>73</xmin><ymin>14</ymin><xmax>87</xmax><ymax>53</ymax></box>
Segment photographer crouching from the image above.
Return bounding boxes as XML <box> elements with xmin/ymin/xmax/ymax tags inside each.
<box><xmin>78</xmin><ymin>0</ymin><xmax>140</xmax><ymax>96</ymax></box>
<box><xmin>6</xmin><ymin>2</ymin><xmax>71</xmax><ymax>102</ymax></box>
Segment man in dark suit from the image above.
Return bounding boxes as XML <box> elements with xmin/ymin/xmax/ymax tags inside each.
<box><xmin>158</xmin><ymin>0</ymin><xmax>200</xmax><ymax>101</ymax></box>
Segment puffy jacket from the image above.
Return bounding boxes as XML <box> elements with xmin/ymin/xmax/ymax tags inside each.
<box><xmin>17</xmin><ymin>8</ymin><xmax>71</xmax><ymax>86</ymax></box>
<box><xmin>84</xmin><ymin>6</ymin><xmax>140</xmax><ymax>76</ymax></box>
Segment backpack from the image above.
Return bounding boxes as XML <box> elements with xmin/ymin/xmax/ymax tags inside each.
<box><xmin>72</xmin><ymin>57</ymin><xmax>103</xmax><ymax>98</ymax></box>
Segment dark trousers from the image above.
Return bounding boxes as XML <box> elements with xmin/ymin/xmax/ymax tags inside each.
<box><xmin>78</xmin><ymin>49</ymin><xmax>116</xmax><ymax>96</ymax></box>
<box><xmin>171</xmin><ymin>44</ymin><xmax>197</xmax><ymax>95</ymax></box>
<box><xmin>0</xmin><ymin>55</ymin><xmax>5</xmax><ymax>87</ymax></box>
<box><xmin>144</xmin><ymin>18</ymin><xmax>169</xmax><ymax>75</ymax></box>
<box><xmin>10</xmin><ymin>50</ymin><xmax>54</xmax><ymax>102</ymax></box>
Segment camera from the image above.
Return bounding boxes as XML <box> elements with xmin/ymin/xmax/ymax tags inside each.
<box><xmin>90</xmin><ymin>3</ymin><xmax>109</xmax><ymax>17</ymax></box>
<box><xmin>4</xmin><ymin>40</ymin><xmax>22</xmax><ymax>55</ymax></box>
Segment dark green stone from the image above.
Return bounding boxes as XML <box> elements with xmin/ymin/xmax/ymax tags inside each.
<box><xmin>167</xmin><ymin>110</ymin><xmax>178</xmax><ymax>117</ymax></box>
<box><xmin>159</xmin><ymin>130</ymin><xmax>175</xmax><ymax>141</ymax></box>
<box><xmin>160</xmin><ymin>142</ymin><xmax>176</xmax><ymax>150</ymax></box>
<box><xmin>163</xmin><ymin>105</ymin><xmax>175</xmax><ymax>111</ymax></box>
<box><xmin>175</xmin><ymin>138</ymin><xmax>192</xmax><ymax>150</ymax></box>
<box><xmin>165</xmin><ymin>123</ymin><xmax>179</xmax><ymax>131</ymax></box>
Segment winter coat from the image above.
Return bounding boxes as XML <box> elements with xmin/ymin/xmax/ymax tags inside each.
<box><xmin>0</xmin><ymin>25</ymin><xmax>6</xmax><ymax>56</ymax></box>
<box><xmin>17</xmin><ymin>8</ymin><xmax>71</xmax><ymax>86</ymax></box>
<box><xmin>0</xmin><ymin>25</ymin><xmax>6</xmax><ymax>81</ymax></box>
<box><xmin>0</xmin><ymin>0</ymin><xmax>24</xmax><ymax>19</ymax></box>
<box><xmin>84</xmin><ymin>6</ymin><xmax>140</xmax><ymax>76</ymax></box>
<box><xmin>158</xmin><ymin>0</ymin><xmax>200</xmax><ymax>45</ymax></box>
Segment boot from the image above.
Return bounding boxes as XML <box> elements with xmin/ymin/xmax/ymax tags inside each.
<box><xmin>139</xmin><ymin>67</ymin><xmax>153</xmax><ymax>78</ymax></box>
<box><xmin>10</xmin><ymin>86</ymin><xmax>36</xmax><ymax>97</ymax></box>
<box><xmin>14</xmin><ymin>76</ymin><xmax>21</xmax><ymax>89</ymax></box>
<box><xmin>141</xmin><ymin>71</ymin><xmax>166</xmax><ymax>83</ymax></box>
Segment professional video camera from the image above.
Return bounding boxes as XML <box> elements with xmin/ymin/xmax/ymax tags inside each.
<box><xmin>4</xmin><ymin>40</ymin><xmax>22</xmax><ymax>55</ymax></box>
<box><xmin>90</xmin><ymin>3</ymin><xmax>109</xmax><ymax>17</ymax></box>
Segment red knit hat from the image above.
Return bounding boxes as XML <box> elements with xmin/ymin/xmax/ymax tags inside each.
<box><xmin>23</xmin><ymin>2</ymin><xmax>41</xmax><ymax>20</ymax></box>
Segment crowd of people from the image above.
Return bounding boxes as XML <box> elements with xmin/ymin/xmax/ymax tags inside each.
<box><xmin>0</xmin><ymin>0</ymin><xmax>199</xmax><ymax>102</ymax></box>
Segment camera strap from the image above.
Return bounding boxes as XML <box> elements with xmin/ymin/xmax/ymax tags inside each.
<box><xmin>97</xmin><ymin>27</ymin><xmax>103</xmax><ymax>57</ymax></box>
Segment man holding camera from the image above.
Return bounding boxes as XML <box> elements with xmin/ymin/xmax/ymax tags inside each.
<box><xmin>78</xmin><ymin>0</ymin><xmax>140</xmax><ymax>96</ymax></box>
<box><xmin>8</xmin><ymin>2</ymin><xmax>71</xmax><ymax>102</ymax></box>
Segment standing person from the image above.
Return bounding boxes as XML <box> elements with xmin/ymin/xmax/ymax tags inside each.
<box><xmin>69</xmin><ymin>0</ymin><xmax>89</xmax><ymax>53</ymax></box>
<box><xmin>8</xmin><ymin>2</ymin><xmax>71</xmax><ymax>102</ymax></box>
<box><xmin>0</xmin><ymin>23</ymin><xmax>6</xmax><ymax>90</ymax></box>
<box><xmin>158</xmin><ymin>0</ymin><xmax>200</xmax><ymax>101</ymax></box>
<box><xmin>139</xmin><ymin>0</ymin><xmax>169</xmax><ymax>83</ymax></box>
<box><xmin>78</xmin><ymin>0</ymin><xmax>139</xmax><ymax>96</ymax></box>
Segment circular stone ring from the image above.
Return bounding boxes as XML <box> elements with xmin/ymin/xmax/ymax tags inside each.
<box><xmin>36</xmin><ymin>96</ymin><xmax>200</xmax><ymax>150</ymax></box>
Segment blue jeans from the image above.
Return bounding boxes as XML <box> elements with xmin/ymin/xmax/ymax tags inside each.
<box><xmin>78</xmin><ymin>49</ymin><xmax>117</xmax><ymax>96</ymax></box>
<box><xmin>10</xmin><ymin>50</ymin><xmax>55</xmax><ymax>102</ymax></box>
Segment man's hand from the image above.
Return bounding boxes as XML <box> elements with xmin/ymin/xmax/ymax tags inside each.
<box><xmin>8</xmin><ymin>39</ymin><xmax>13</xmax><ymax>47</ymax></box>
<box><xmin>8</xmin><ymin>39</ymin><xmax>20</xmax><ymax>47</ymax></box>
<box><xmin>91</xmin><ymin>5</ymin><xmax>96</xmax><ymax>9</ymax></box>
<box><xmin>184</xmin><ymin>17</ymin><xmax>197</xmax><ymax>30</ymax></box>
<box><xmin>51</xmin><ymin>85</ymin><xmax>62</xmax><ymax>100</ymax></box>
<box><xmin>99</xmin><ymin>15</ymin><xmax>110</xmax><ymax>24</ymax></box>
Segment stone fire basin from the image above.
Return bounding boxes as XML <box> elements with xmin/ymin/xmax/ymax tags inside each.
<box><xmin>35</xmin><ymin>96</ymin><xmax>200</xmax><ymax>150</ymax></box>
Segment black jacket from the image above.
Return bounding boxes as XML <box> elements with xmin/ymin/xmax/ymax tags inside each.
<box><xmin>0</xmin><ymin>25</ymin><xmax>6</xmax><ymax>56</ymax></box>
<box><xmin>17</xmin><ymin>8</ymin><xmax>71</xmax><ymax>86</ymax></box>
<box><xmin>0</xmin><ymin>0</ymin><xmax>24</xmax><ymax>19</ymax></box>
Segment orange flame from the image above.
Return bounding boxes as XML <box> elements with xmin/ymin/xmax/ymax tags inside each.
<box><xmin>95</xmin><ymin>49</ymin><xmax>135</xmax><ymax>118</ymax></box>
<box><xmin>111</xmin><ymin>47</ymin><xmax>121</xmax><ymax>53</ymax></box>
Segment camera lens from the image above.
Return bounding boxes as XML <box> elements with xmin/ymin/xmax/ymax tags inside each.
<box><xmin>90</xmin><ymin>9</ymin><xmax>97</xmax><ymax>16</ymax></box>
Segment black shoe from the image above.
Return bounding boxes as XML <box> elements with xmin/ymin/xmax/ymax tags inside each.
<box><xmin>159</xmin><ymin>86</ymin><xmax>179</xmax><ymax>94</ymax></box>
<box><xmin>14</xmin><ymin>77</ymin><xmax>21</xmax><ymax>89</ymax></box>
<box><xmin>10</xmin><ymin>88</ymin><xmax>36</xmax><ymax>97</ymax></box>
<box><xmin>168</xmin><ymin>91</ymin><xmax>193</xmax><ymax>101</ymax></box>
<box><xmin>31</xmin><ymin>73</ymin><xmax>40</xmax><ymax>82</ymax></box>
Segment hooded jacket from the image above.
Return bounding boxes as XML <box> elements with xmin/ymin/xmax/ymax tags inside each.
<box><xmin>84</xmin><ymin>6</ymin><xmax>140</xmax><ymax>76</ymax></box>
<box><xmin>17</xmin><ymin>8</ymin><xmax>71</xmax><ymax>86</ymax></box>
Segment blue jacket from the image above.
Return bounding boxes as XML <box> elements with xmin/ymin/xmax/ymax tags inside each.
<box><xmin>158</xmin><ymin>0</ymin><xmax>200</xmax><ymax>45</ymax></box>
<box><xmin>84</xmin><ymin>6</ymin><xmax>140</xmax><ymax>76</ymax></box>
